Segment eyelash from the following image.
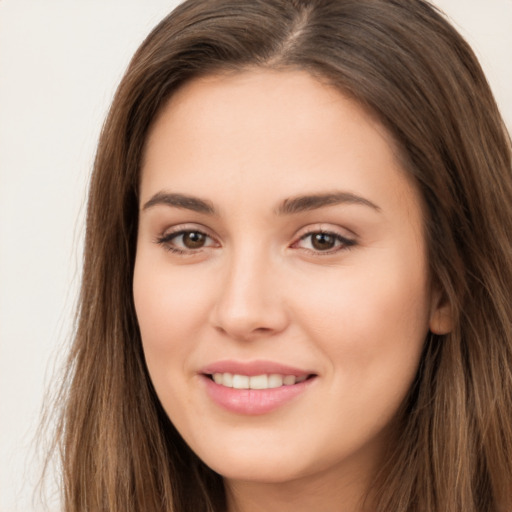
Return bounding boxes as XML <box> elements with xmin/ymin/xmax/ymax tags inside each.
<box><xmin>155</xmin><ymin>229</ymin><xmax>216</xmax><ymax>255</ymax></box>
<box><xmin>155</xmin><ymin>228</ymin><xmax>356</xmax><ymax>256</ymax></box>
<box><xmin>293</xmin><ymin>230</ymin><xmax>356</xmax><ymax>255</ymax></box>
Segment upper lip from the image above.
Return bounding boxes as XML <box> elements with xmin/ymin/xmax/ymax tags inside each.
<box><xmin>200</xmin><ymin>360</ymin><xmax>315</xmax><ymax>377</ymax></box>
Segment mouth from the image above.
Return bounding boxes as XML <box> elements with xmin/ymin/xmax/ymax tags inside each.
<box><xmin>205</xmin><ymin>372</ymin><xmax>315</xmax><ymax>390</ymax></box>
<box><xmin>200</xmin><ymin>363</ymin><xmax>318</xmax><ymax>415</ymax></box>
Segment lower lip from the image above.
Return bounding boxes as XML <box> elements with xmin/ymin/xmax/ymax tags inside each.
<box><xmin>202</xmin><ymin>375</ymin><xmax>315</xmax><ymax>415</ymax></box>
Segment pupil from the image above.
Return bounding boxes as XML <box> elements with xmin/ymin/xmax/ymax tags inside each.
<box><xmin>312</xmin><ymin>233</ymin><xmax>335</xmax><ymax>250</ymax></box>
<box><xmin>184</xmin><ymin>232</ymin><xmax>205</xmax><ymax>249</ymax></box>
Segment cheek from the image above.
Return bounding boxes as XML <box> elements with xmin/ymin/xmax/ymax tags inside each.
<box><xmin>292</xmin><ymin>249</ymin><xmax>431</xmax><ymax>386</ymax></box>
<box><xmin>133</xmin><ymin>258</ymin><xmax>212</xmax><ymax>367</ymax></box>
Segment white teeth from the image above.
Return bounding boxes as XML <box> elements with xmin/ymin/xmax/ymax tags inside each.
<box><xmin>223</xmin><ymin>373</ymin><xmax>233</xmax><ymax>387</ymax></box>
<box><xmin>211</xmin><ymin>373</ymin><xmax>308</xmax><ymax>389</ymax></box>
<box><xmin>268</xmin><ymin>374</ymin><xmax>283</xmax><ymax>388</ymax></box>
<box><xmin>232</xmin><ymin>374</ymin><xmax>249</xmax><ymax>389</ymax></box>
<box><xmin>249</xmin><ymin>374</ymin><xmax>268</xmax><ymax>389</ymax></box>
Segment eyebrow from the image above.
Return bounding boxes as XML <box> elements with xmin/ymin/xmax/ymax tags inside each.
<box><xmin>142</xmin><ymin>192</ymin><xmax>216</xmax><ymax>214</ymax></box>
<box><xmin>276</xmin><ymin>192</ymin><xmax>381</xmax><ymax>215</ymax></box>
<box><xmin>141</xmin><ymin>190</ymin><xmax>380</xmax><ymax>216</ymax></box>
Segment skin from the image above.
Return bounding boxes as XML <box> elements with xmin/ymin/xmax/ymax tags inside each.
<box><xmin>133</xmin><ymin>69</ymin><xmax>451</xmax><ymax>512</ymax></box>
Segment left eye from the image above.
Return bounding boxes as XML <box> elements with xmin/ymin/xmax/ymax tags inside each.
<box><xmin>296</xmin><ymin>231</ymin><xmax>355</xmax><ymax>252</ymax></box>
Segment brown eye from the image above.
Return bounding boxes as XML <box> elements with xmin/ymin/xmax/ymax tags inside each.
<box><xmin>310</xmin><ymin>232</ymin><xmax>337</xmax><ymax>251</ymax></box>
<box><xmin>182</xmin><ymin>231</ymin><xmax>207</xmax><ymax>249</ymax></box>
<box><xmin>294</xmin><ymin>230</ymin><xmax>356</xmax><ymax>254</ymax></box>
<box><xmin>156</xmin><ymin>229</ymin><xmax>217</xmax><ymax>254</ymax></box>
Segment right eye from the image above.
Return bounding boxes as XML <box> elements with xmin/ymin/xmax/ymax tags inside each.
<box><xmin>156</xmin><ymin>229</ymin><xmax>218</xmax><ymax>254</ymax></box>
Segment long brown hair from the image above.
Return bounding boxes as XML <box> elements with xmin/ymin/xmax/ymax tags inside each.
<box><xmin>50</xmin><ymin>1</ymin><xmax>512</xmax><ymax>510</ymax></box>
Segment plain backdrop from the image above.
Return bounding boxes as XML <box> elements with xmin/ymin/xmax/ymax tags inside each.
<box><xmin>0</xmin><ymin>1</ymin><xmax>510</xmax><ymax>511</ymax></box>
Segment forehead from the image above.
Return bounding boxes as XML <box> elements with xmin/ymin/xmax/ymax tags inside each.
<box><xmin>146</xmin><ymin>69</ymin><xmax>392</xmax><ymax>155</ymax></box>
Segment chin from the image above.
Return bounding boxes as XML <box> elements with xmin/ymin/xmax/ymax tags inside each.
<box><xmin>207</xmin><ymin>456</ymin><xmax>310</xmax><ymax>484</ymax></box>
<box><xmin>187</xmin><ymin>432</ymin><xmax>311</xmax><ymax>483</ymax></box>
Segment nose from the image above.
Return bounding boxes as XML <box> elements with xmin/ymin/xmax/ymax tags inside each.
<box><xmin>209</xmin><ymin>247</ymin><xmax>289</xmax><ymax>341</ymax></box>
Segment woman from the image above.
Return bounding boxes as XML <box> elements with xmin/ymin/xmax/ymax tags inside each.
<box><xmin>51</xmin><ymin>0</ymin><xmax>512</xmax><ymax>510</ymax></box>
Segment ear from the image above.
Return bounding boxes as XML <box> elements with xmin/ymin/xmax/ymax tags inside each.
<box><xmin>429</xmin><ymin>289</ymin><xmax>453</xmax><ymax>335</ymax></box>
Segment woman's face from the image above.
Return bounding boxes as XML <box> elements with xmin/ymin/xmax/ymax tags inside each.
<box><xmin>134</xmin><ymin>70</ymin><xmax>448</xmax><ymax>494</ymax></box>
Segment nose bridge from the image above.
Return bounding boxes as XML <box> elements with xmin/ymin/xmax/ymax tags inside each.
<box><xmin>211</xmin><ymin>240</ymin><xmax>287</xmax><ymax>339</ymax></box>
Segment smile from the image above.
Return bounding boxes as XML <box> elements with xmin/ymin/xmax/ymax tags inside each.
<box><xmin>201</xmin><ymin>363</ymin><xmax>317</xmax><ymax>415</ymax></box>
<box><xmin>210</xmin><ymin>373</ymin><xmax>309</xmax><ymax>389</ymax></box>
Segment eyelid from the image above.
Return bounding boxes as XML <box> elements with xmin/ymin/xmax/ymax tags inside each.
<box><xmin>155</xmin><ymin>223</ymin><xmax>220</xmax><ymax>253</ymax></box>
<box><xmin>293</xmin><ymin>223</ymin><xmax>357</xmax><ymax>239</ymax></box>
<box><xmin>290</xmin><ymin>224</ymin><xmax>357</xmax><ymax>254</ymax></box>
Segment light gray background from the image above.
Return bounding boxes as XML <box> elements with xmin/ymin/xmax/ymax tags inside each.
<box><xmin>0</xmin><ymin>1</ymin><xmax>510</xmax><ymax>511</ymax></box>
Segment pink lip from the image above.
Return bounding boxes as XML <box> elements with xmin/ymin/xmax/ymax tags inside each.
<box><xmin>199</xmin><ymin>360</ymin><xmax>317</xmax><ymax>415</ymax></box>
